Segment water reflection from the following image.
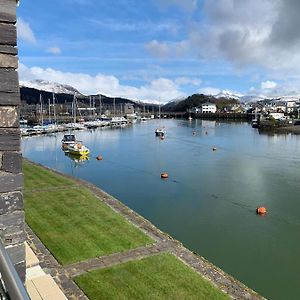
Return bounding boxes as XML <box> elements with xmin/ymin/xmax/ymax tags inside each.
<box><xmin>64</xmin><ymin>152</ymin><xmax>89</xmax><ymax>166</ymax></box>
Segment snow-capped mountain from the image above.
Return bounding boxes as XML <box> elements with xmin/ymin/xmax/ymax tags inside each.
<box><xmin>214</xmin><ymin>90</ymin><xmax>244</xmax><ymax>100</ymax></box>
<box><xmin>20</xmin><ymin>80</ymin><xmax>81</xmax><ymax>95</ymax></box>
<box><xmin>240</xmin><ymin>95</ymin><xmax>266</xmax><ymax>103</ymax></box>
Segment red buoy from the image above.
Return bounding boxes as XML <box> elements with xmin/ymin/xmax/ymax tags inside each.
<box><xmin>161</xmin><ymin>172</ymin><xmax>169</xmax><ymax>179</ymax></box>
<box><xmin>96</xmin><ymin>155</ymin><xmax>103</xmax><ymax>161</ymax></box>
<box><xmin>256</xmin><ymin>207</ymin><xmax>267</xmax><ymax>215</ymax></box>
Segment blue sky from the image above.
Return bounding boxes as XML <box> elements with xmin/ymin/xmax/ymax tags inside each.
<box><xmin>16</xmin><ymin>0</ymin><xmax>300</xmax><ymax>102</ymax></box>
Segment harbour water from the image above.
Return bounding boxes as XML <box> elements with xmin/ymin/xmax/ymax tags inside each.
<box><xmin>22</xmin><ymin>119</ymin><xmax>300</xmax><ymax>300</ymax></box>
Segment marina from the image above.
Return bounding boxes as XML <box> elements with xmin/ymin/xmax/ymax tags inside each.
<box><xmin>22</xmin><ymin>119</ymin><xmax>300</xmax><ymax>300</ymax></box>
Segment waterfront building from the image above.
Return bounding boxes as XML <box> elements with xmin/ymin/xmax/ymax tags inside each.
<box><xmin>200</xmin><ymin>102</ymin><xmax>217</xmax><ymax>113</ymax></box>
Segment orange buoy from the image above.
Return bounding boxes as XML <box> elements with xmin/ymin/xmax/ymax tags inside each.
<box><xmin>96</xmin><ymin>155</ymin><xmax>103</xmax><ymax>161</ymax></box>
<box><xmin>161</xmin><ymin>172</ymin><xmax>169</xmax><ymax>179</ymax></box>
<box><xmin>256</xmin><ymin>207</ymin><xmax>267</xmax><ymax>215</ymax></box>
<box><xmin>212</xmin><ymin>147</ymin><xmax>217</xmax><ymax>151</ymax></box>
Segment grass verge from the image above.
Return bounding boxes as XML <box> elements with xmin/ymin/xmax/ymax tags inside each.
<box><xmin>24</xmin><ymin>160</ymin><xmax>152</xmax><ymax>265</ymax></box>
<box><xmin>75</xmin><ymin>253</ymin><xmax>230</xmax><ymax>300</ymax></box>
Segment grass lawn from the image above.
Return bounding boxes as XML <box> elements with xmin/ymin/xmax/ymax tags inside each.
<box><xmin>23</xmin><ymin>161</ymin><xmax>75</xmax><ymax>190</ymax></box>
<box><xmin>24</xmin><ymin>161</ymin><xmax>152</xmax><ymax>265</ymax></box>
<box><xmin>75</xmin><ymin>253</ymin><xmax>230</xmax><ymax>300</ymax></box>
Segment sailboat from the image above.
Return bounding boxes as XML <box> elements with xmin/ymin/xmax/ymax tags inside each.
<box><xmin>65</xmin><ymin>94</ymin><xmax>85</xmax><ymax>130</ymax></box>
<box><xmin>155</xmin><ymin>100</ymin><xmax>166</xmax><ymax>136</ymax></box>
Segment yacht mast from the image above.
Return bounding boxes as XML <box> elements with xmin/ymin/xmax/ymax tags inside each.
<box><xmin>113</xmin><ymin>97</ymin><xmax>116</xmax><ymax>117</ymax></box>
<box><xmin>39</xmin><ymin>94</ymin><xmax>43</xmax><ymax>125</ymax></box>
<box><xmin>48</xmin><ymin>98</ymin><xmax>51</xmax><ymax>123</ymax></box>
<box><xmin>52</xmin><ymin>93</ymin><xmax>57</xmax><ymax>125</ymax></box>
<box><xmin>73</xmin><ymin>94</ymin><xmax>77</xmax><ymax>123</ymax></box>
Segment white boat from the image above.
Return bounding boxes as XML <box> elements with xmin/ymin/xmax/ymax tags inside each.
<box><xmin>65</xmin><ymin>122</ymin><xmax>85</xmax><ymax>130</ymax></box>
<box><xmin>67</xmin><ymin>142</ymin><xmax>90</xmax><ymax>156</ymax></box>
<box><xmin>61</xmin><ymin>134</ymin><xmax>77</xmax><ymax>150</ymax></box>
<box><xmin>155</xmin><ymin>127</ymin><xmax>166</xmax><ymax>137</ymax></box>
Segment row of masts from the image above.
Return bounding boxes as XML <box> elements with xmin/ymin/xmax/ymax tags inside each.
<box><xmin>37</xmin><ymin>93</ymin><xmax>158</xmax><ymax>125</ymax></box>
<box><xmin>38</xmin><ymin>93</ymin><xmax>115</xmax><ymax>125</ymax></box>
<box><xmin>39</xmin><ymin>93</ymin><xmax>57</xmax><ymax>125</ymax></box>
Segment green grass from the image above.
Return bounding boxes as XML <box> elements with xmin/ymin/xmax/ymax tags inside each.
<box><xmin>23</xmin><ymin>161</ymin><xmax>75</xmax><ymax>190</ymax></box>
<box><xmin>24</xmin><ymin>161</ymin><xmax>152</xmax><ymax>265</ymax></box>
<box><xmin>75</xmin><ymin>253</ymin><xmax>230</xmax><ymax>300</ymax></box>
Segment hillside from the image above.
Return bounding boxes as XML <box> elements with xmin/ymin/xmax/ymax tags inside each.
<box><xmin>163</xmin><ymin>94</ymin><xmax>240</xmax><ymax>112</ymax></box>
<box><xmin>20</xmin><ymin>86</ymin><xmax>154</xmax><ymax>110</ymax></box>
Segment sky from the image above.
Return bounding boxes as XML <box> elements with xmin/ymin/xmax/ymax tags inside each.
<box><xmin>16</xmin><ymin>0</ymin><xmax>300</xmax><ymax>103</ymax></box>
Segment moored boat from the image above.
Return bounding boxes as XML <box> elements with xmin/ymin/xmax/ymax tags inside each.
<box><xmin>155</xmin><ymin>127</ymin><xmax>166</xmax><ymax>137</ymax></box>
<box><xmin>67</xmin><ymin>142</ymin><xmax>90</xmax><ymax>156</ymax></box>
<box><xmin>61</xmin><ymin>134</ymin><xmax>77</xmax><ymax>150</ymax></box>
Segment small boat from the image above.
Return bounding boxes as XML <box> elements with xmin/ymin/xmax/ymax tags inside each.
<box><xmin>155</xmin><ymin>127</ymin><xmax>166</xmax><ymax>137</ymax></box>
<box><xmin>61</xmin><ymin>134</ymin><xmax>76</xmax><ymax>150</ymax></box>
<box><xmin>252</xmin><ymin>119</ymin><xmax>259</xmax><ymax>128</ymax></box>
<box><xmin>67</xmin><ymin>142</ymin><xmax>90</xmax><ymax>156</ymax></box>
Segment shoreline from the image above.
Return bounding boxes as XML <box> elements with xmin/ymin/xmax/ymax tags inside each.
<box><xmin>24</xmin><ymin>158</ymin><xmax>265</xmax><ymax>300</ymax></box>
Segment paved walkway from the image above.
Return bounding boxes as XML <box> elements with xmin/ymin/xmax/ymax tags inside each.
<box><xmin>25</xmin><ymin>242</ymin><xmax>68</xmax><ymax>300</ymax></box>
<box><xmin>25</xmin><ymin>160</ymin><xmax>266</xmax><ymax>300</ymax></box>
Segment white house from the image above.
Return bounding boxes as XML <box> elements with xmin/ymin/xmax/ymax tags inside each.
<box><xmin>201</xmin><ymin>102</ymin><xmax>217</xmax><ymax>114</ymax></box>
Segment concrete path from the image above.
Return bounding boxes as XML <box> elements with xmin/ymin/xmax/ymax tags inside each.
<box><xmin>25</xmin><ymin>242</ymin><xmax>68</xmax><ymax>300</ymax></box>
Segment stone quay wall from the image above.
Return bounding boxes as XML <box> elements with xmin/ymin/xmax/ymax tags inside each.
<box><xmin>0</xmin><ymin>0</ymin><xmax>26</xmax><ymax>282</ymax></box>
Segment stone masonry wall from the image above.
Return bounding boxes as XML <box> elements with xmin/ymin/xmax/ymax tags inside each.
<box><xmin>0</xmin><ymin>0</ymin><xmax>26</xmax><ymax>282</ymax></box>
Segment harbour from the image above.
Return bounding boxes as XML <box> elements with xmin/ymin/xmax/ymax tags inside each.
<box><xmin>22</xmin><ymin>119</ymin><xmax>300</xmax><ymax>300</ymax></box>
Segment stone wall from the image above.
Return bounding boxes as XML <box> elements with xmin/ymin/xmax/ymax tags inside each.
<box><xmin>0</xmin><ymin>0</ymin><xmax>25</xmax><ymax>282</ymax></box>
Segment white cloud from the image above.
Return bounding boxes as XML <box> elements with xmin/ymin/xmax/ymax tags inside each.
<box><xmin>198</xmin><ymin>87</ymin><xmax>220</xmax><ymax>95</ymax></box>
<box><xmin>18</xmin><ymin>63</ymin><xmax>186</xmax><ymax>103</ymax></box>
<box><xmin>89</xmin><ymin>18</ymin><xmax>180</xmax><ymax>35</ymax></box>
<box><xmin>175</xmin><ymin>77</ymin><xmax>201</xmax><ymax>86</ymax></box>
<box><xmin>17</xmin><ymin>18</ymin><xmax>37</xmax><ymax>44</ymax></box>
<box><xmin>148</xmin><ymin>0</ymin><xmax>300</xmax><ymax>76</ymax></box>
<box><xmin>261</xmin><ymin>80</ymin><xmax>277</xmax><ymax>90</ymax></box>
<box><xmin>145</xmin><ymin>40</ymin><xmax>170</xmax><ymax>58</ymax></box>
<box><xmin>46</xmin><ymin>47</ymin><xmax>62</xmax><ymax>55</ymax></box>
<box><xmin>145</xmin><ymin>40</ymin><xmax>190</xmax><ymax>59</ymax></box>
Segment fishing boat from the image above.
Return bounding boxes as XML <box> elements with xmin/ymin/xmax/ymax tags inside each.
<box><xmin>61</xmin><ymin>134</ymin><xmax>76</xmax><ymax>150</ymax></box>
<box><xmin>67</xmin><ymin>142</ymin><xmax>90</xmax><ymax>156</ymax></box>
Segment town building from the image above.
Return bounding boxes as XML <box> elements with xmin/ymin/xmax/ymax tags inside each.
<box><xmin>201</xmin><ymin>102</ymin><xmax>217</xmax><ymax>113</ymax></box>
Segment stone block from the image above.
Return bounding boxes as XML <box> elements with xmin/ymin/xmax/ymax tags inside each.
<box><xmin>0</xmin><ymin>106</ymin><xmax>18</xmax><ymax>127</ymax></box>
<box><xmin>0</xmin><ymin>128</ymin><xmax>20</xmax><ymax>151</ymax></box>
<box><xmin>0</xmin><ymin>0</ymin><xmax>17</xmax><ymax>23</ymax></box>
<box><xmin>0</xmin><ymin>69</ymin><xmax>19</xmax><ymax>93</ymax></box>
<box><xmin>0</xmin><ymin>172</ymin><xmax>22</xmax><ymax>193</ymax></box>
<box><xmin>0</xmin><ymin>191</ymin><xmax>23</xmax><ymax>214</ymax></box>
<box><xmin>0</xmin><ymin>91</ymin><xmax>20</xmax><ymax>105</ymax></box>
<box><xmin>0</xmin><ymin>23</ymin><xmax>17</xmax><ymax>46</ymax></box>
<box><xmin>0</xmin><ymin>53</ymin><xmax>18</xmax><ymax>68</ymax></box>
<box><xmin>1</xmin><ymin>152</ymin><xmax>22</xmax><ymax>173</ymax></box>
<box><xmin>0</xmin><ymin>45</ymin><xmax>17</xmax><ymax>55</ymax></box>
<box><xmin>0</xmin><ymin>211</ymin><xmax>26</xmax><ymax>245</ymax></box>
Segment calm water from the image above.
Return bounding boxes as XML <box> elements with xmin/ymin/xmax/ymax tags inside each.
<box><xmin>22</xmin><ymin>120</ymin><xmax>300</xmax><ymax>300</ymax></box>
